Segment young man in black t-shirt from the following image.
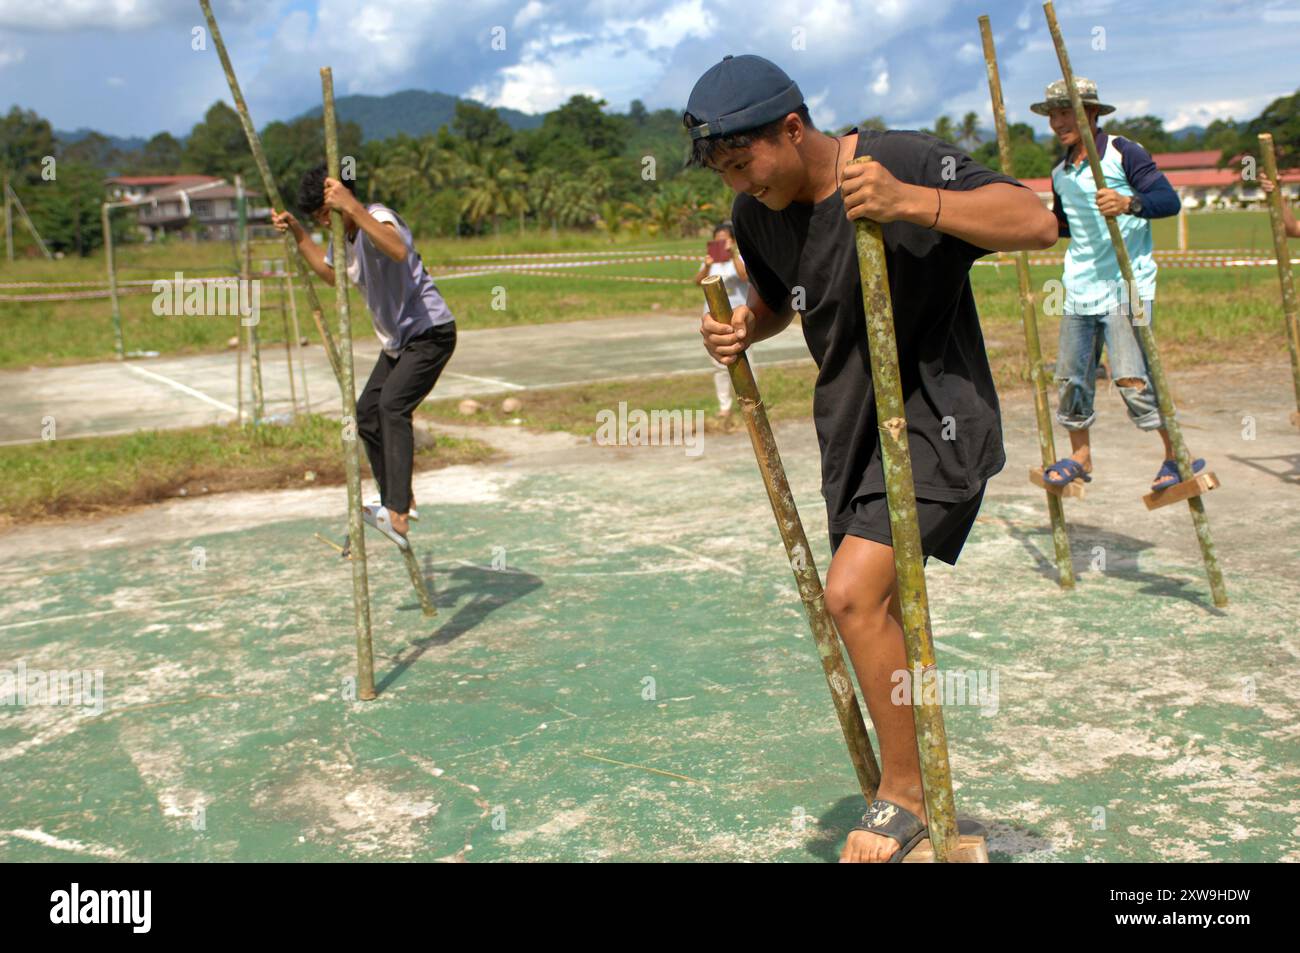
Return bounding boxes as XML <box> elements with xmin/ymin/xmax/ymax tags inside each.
<box><xmin>685</xmin><ymin>54</ymin><xmax>1057</xmax><ymax>862</ymax></box>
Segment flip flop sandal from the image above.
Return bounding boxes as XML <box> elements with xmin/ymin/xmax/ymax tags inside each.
<box><xmin>1043</xmin><ymin>457</ymin><xmax>1092</xmax><ymax>487</ymax></box>
<box><xmin>851</xmin><ymin>799</ymin><xmax>990</xmax><ymax>863</ymax></box>
<box><xmin>362</xmin><ymin>504</ymin><xmax>410</xmax><ymax>550</ymax></box>
<box><xmin>851</xmin><ymin>799</ymin><xmax>929</xmax><ymax>863</ymax></box>
<box><xmin>1150</xmin><ymin>457</ymin><xmax>1205</xmax><ymax>491</ymax></box>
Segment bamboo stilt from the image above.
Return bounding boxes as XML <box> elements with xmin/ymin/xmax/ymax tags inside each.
<box><xmin>850</xmin><ymin>157</ymin><xmax>962</xmax><ymax>862</ymax></box>
<box><xmin>323</xmin><ymin>67</ymin><xmax>376</xmax><ymax>701</ymax></box>
<box><xmin>285</xmin><ymin>274</ymin><xmax>310</xmax><ymax>413</ymax></box>
<box><xmin>399</xmin><ymin>546</ymin><xmax>437</xmax><ymax>617</ymax></box>
<box><xmin>1044</xmin><ymin>1</ymin><xmax>1228</xmax><ymax>608</ymax></box>
<box><xmin>1258</xmin><ymin>133</ymin><xmax>1300</xmax><ymax>422</ymax></box>
<box><xmin>3</xmin><ymin>172</ymin><xmax>10</xmax><ymax>263</ymax></box>
<box><xmin>236</xmin><ymin>175</ymin><xmax>264</xmax><ymax>423</ymax></box>
<box><xmin>198</xmin><ymin>0</ymin><xmax>343</xmax><ymax>385</ymax></box>
<box><xmin>235</xmin><ymin>314</ymin><xmax>244</xmax><ymax>425</ymax></box>
<box><xmin>102</xmin><ymin>203</ymin><xmax>125</xmax><ymax>359</ymax></box>
<box><xmin>979</xmin><ymin>14</ymin><xmax>1074</xmax><ymax>589</ymax></box>
<box><xmin>279</xmin><ymin>267</ymin><xmax>299</xmax><ymax>417</ymax></box>
<box><xmin>701</xmin><ymin>276</ymin><xmax>882</xmax><ymax>802</ymax></box>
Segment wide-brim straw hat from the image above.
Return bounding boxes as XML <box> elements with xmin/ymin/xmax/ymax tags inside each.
<box><xmin>1030</xmin><ymin>77</ymin><xmax>1116</xmax><ymax>116</ymax></box>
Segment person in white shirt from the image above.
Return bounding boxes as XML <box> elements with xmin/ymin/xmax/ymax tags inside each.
<box><xmin>693</xmin><ymin>221</ymin><xmax>751</xmax><ymax>417</ymax></box>
<box><xmin>273</xmin><ymin>165</ymin><xmax>456</xmax><ymax>549</ymax></box>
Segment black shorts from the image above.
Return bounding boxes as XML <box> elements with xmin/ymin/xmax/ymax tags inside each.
<box><xmin>828</xmin><ymin>483</ymin><xmax>986</xmax><ymax>565</ymax></box>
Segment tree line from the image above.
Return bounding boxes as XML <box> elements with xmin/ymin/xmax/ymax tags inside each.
<box><xmin>1</xmin><ymin>88</ymin><xmax>1295</xmax><ymax>258</ymax></box>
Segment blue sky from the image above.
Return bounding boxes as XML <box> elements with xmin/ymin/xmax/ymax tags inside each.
<box><xmin>1</xmin><ymin>0</ymin><xmax>1296</xmax><ymax>140</ymax></box>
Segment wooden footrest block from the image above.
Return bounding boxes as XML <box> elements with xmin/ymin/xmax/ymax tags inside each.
<box><xmin>1143</xmin><ymin>471</ymin><xmax>1220</xmax><ymax>510</ymax></box>
<box><xmin>902</xmin><ymin>834</ymin><xmax>989</xmax><ymax>863</ymax></box>
<box><xmin>1029</xmin><ymin>466</ymin><xmax>1086</xmax><ymax>499</ymax></box>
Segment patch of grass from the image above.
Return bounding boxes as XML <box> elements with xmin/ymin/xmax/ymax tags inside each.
<box><xmin>0</xmin><ymin>414</ymin><xmax>497</xmax><ymax>525</ymax></box>
<box><xmin>422</xmin><ymin>362</ymin><xmax>823</xmax><ymax>437</ymax></box>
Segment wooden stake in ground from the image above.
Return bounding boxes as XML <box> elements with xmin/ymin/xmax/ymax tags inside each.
<box><xmin>5</xmin><ymin>179</ymin><xmax>52</xmax><ymax>260</ymax></box>
<box><xmin>322</xmin><ymin>67</ymin><xmax>376</xmax><ymax>701</ymax></box>
<box><xmin>198</xmin><ymin>0</ymin><xmax>342</xmax><ymax>385</ymax></box>
<box><xmin>849</xmin><ymin>156</ymin><xmax>964</xmax><ymax>862</ymax></box>
<box><xmin>979</xmin><ymin>14</ymin><xmax>1074</xmax><ymax>589</ymax></box>
<box><xmin>1044</xmin><ymin>1</ymin><xmax>1228</xmax><ymax>608</ymax></box>
<box><xmin>101</xmin><ymin>202</ymin><xmax>125</xmax><ymax>359</ymax></box>
<box><xmin>3</xmin><ymin>171</ymin><xmax>10</xmax><ymax>263</ymax></box>
<box><xmin>284</xmin><ymin>274</ymin><xmax>311</xmax><ymax>412</ymax></box>
<box><xmin>278</xmin><ymin>265</ymin><xmax>299</xmax><ymax>417</ymax></box>
<box><xmin>236</xmin><ymin>174</ymin><xmax>265</xmax><ymax>423</ymax></box>
<box><xmin>700</xmin><ymin>276</ymin><xmax>882</xmax><ymax>802</ymax></box>
<box><xmin>1258</xmin><ymin>133</ymin><xmax>1300</xmax><ymax>427</ymax></box>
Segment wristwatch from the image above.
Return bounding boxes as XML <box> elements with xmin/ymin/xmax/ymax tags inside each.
<box><xmin>1128</xmin><ymin>194</ymin><xmax>1143</xmax><ymax>216</ymax></box>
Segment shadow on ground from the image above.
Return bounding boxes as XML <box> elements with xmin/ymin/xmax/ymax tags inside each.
<box><xmin>377</xmin><ymin>563</ymin><xmax>544</xmax><ymax>694</ymax></box>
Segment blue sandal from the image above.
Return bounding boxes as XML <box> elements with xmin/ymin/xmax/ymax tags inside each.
<box><xmin>1043</xmin><ymin>457</ymin><xmax>1092</xmax><ymax>487</ymax></box>
<box><xmin>1151</xmin><ymin>457</ymin><xmax>1205</xmax><ymax>491</ymax></box>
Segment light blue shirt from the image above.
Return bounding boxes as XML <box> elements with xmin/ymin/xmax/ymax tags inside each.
<box><xmin>1052</xmin><ymin>135</ymin><xmax>1158</xmax><ymax>314</ymax></box>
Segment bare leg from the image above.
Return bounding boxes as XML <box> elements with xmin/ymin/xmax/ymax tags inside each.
<box><xmin>1044</xmin><ymin>427</ymin><xmax>1093</xmax><ymax>482</ymax></box>
<box><xmin>825</xmin><ymin>536</ymin><xmax>925</xmax><ymax>863</ymax></box>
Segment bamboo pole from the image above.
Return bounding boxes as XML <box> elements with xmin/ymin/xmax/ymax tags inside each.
<box><xmin>235</xmin><ymin>314</ymin><xmax>244</xmax><ymax>424</ymax></box>
<box><xmin>6</xmin><ymin>181</ymin><xmax>52</xmax><ymax>259</ymax></box>
<box><xmin>4</xmin><ymin>173</ymin><xmax>13</xmax><ymax>263</ymax></box>
<box><xmin>1177</xmin><ymin>199</ymin><xmax>1188</xmax><ymax>252</ymax></box>
<box><xmin>284</xmin><ymin>273</ymin><xmax>311</xmax><ymax>412</ymax></box>
<box><xmin>236</xmin><ymin>175</ymin><xmax>265</xmax><ymax>423</ymax></box>
<box><xmin>701</xmin><ymin>276</ymin><xmax>882</xmax><ymax>801</ymax></box>
<box><xmin>197</xmin><ymin>0</ymin><xmax>343</xmax><ymax>384</ymax></box>
<box><xmin>323</xmin><ymin>66</ymin><xmax>376</xmax><ymax>701</ymax></box>
<box><xmin>1258</xmin><ymin>133</ymin><xmax>1300</xmax><ymax>424</ymax></box>
<box><xmin>400</xmin><ymin>546</ymin><xmax>437</xmax><ymax>617</ymax></box>
<box><xmin>849</xmin><ymin>157</ymin><xmax>961</xmax><ymax>862</ymax></box>
<box><xmin>1044</xmin><ymin>1</ymin><xmax>1228</xmax><ymax>607</ymax></box>
<box><xmin>979</xmin><ymin>15</ymin><xmax>1074</xmax><ymax>589</ymax></box>
<box><xmin>278</xmin><ymin>267</ymin><xmax>299</xmax><ymax>417</ymax></box>
<box><xmin>101</xmin><ymin>202</ymin><xmax>125</xmax><ymax>359</ymax></box>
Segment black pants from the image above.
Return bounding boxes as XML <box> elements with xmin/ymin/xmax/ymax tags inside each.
<box><xmin>356</xmin><ymin>322</ymin><xmax>456</xmax><ymax>514</ymax></box>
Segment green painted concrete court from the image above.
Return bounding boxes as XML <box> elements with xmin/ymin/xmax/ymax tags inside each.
<box><xmin>1</xmin><ymin>361</ymin><xmax>1297</xmax><ymax>861</ymax></box>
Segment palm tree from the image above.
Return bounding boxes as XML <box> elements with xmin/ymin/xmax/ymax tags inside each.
<box><xmin>459</xmin><ymin>145</ymin><xmax>528</xmax><ymax>235</ymax></box>
<box><xmin>933</xmin><ymin>115</ymin><xmax>956</xmax><ymax>144</ymax></box>
<box><xmin>528</xmin><ymin>167</ymin><xmax>564</xmax><ymax>235</ymax></box>
<box><xmin>959</xmin><ymin>112</ymin><xmax>980</xmax><ymax>151</ymax></box>
<box><xmin>372</xmin><ymin>135</ymin><xmax>467</xmax><ymax>236</ymax></box>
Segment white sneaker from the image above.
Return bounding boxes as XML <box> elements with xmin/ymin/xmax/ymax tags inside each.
<box><xmin>361</xmin><ymin>504</ymin><xmax>410</xmax><ymax>550</ymax></box>
<box><xmin>365</xmin><ymin>496</ymin><xmax>418</xmax><ymax>521</ymax></box>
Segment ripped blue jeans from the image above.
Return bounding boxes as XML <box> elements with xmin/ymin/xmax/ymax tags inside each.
<box><xmin>1055</xmin><ymin>299</ymin><xmax>1162</xmax><ymax>432</ymax></box>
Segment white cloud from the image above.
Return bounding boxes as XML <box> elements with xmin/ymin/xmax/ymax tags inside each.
<box><xmin>513</xmin><ymin>1</ymin><xmax>546</xmax><ymax>29</ymax></box>
<box><xmin>607</xmin><ymin>0</ymin><xmax>715</xmax><ymax>51</ymax></box>
<box><xmin>805</xmin><ymin>89</ymin><xmax>837</xmax><ymax>130</ymax></box>
<box><xmin>1166</xmin><ymin>95</ymin><xmax>1283</xmax><ymax>130</ymax></box>
<box><xmin>0</xmin><ymin>40</ymin><xmax>22</xmax><ymax>67</ymax></box>
<box><xmin>871</xmin><ymin>68</ymin><xmax>890</xmax><ymax>96</ymax></box>
<box><xmin>106</xmin><ymin>75</ymin><xmax>124</xmax><ymax>86</ymax></box>
<box><xmin>0</xmin><ymin>0</ymin><xmax>178</xmax><ymax>31</ymax></box>
<box><xmin>468</xmin><ymin>60</ymin><xmax>603</xmax><ymax>114</ymax></box>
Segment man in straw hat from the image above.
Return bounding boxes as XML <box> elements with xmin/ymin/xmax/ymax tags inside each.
<box><xmin>684</xmin><ymin>53</ymin><xmax>1057</xmax><ymax>862</ymax></box>
<box><xmin>1033</xmin><ymin>78</ymin><xmax>1199</xmax><ymax>494</ymax></box>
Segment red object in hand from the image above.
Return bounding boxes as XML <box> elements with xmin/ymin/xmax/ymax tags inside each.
<box><xmin>707</xmin><ymin>239</ymin><xmax>729</xmax><ymax>263</ymax></box>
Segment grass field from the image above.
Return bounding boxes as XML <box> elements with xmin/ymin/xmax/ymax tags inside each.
<box><xmin>0</xmin><ymin>211</ymin><xmax>1292</xmax><ymax>368</ymax></box>
<box><xmin>0</xmin><ymin>415</ymin><xmax>496</xmax><ymax>524</ymax></box>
